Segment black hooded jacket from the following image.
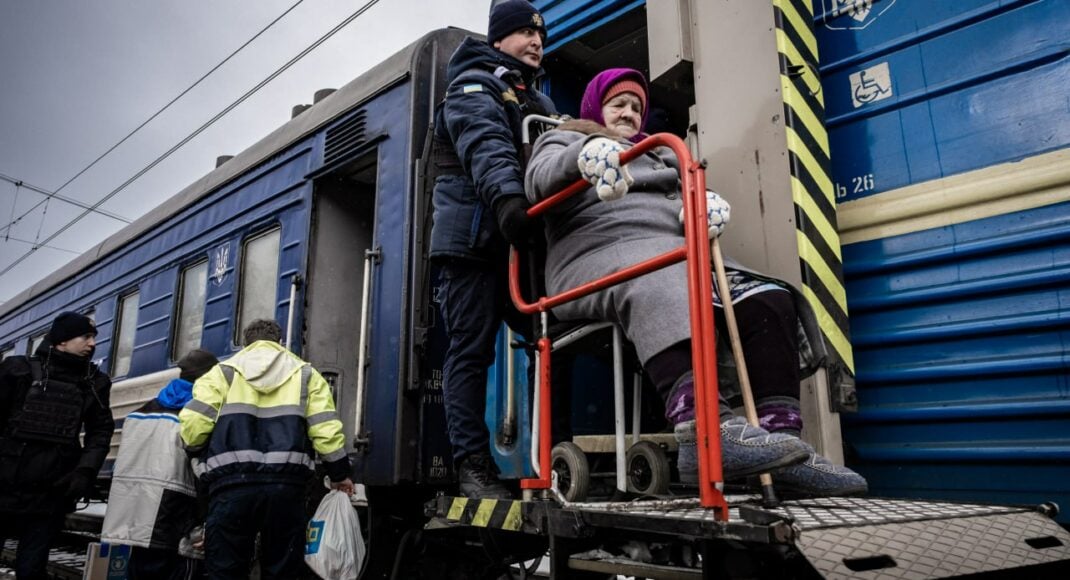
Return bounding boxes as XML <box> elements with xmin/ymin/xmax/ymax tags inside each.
<box><xmin>0</xmin><ymin>341</ymin><xmax>114</xmax><ymax>514</ymax></box>
<box><xmin>429</xmin><ymin>36</ymin><xmax>557</xmax><ymax>261</ymax></box>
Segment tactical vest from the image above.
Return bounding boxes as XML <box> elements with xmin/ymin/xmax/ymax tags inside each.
<box><xmin>6</xmin><ymin>360</ymin><xmax>86</xmax><ymax>445</ymax></box>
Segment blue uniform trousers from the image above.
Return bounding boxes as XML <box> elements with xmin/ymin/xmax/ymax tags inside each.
<box><xmin>439</xmin><ymin>258</ymin><xmax>532</xmax><ymax>462</ymax></box>
<box><xmin>204</xmin><ymin>483</ymin><xmax>306</xmax><ymax>580</ymax></box>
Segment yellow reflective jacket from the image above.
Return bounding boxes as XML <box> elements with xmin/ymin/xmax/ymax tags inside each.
<box><xmin>179</xmin><ymin>341</ymin><xmax>349</xmax><ymax>491</ymax></box>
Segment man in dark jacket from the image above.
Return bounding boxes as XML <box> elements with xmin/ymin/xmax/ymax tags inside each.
<box><xmin>0</xmin><ymin>311</ymin><xmax>115</xmax><ymax>579</ymax></box>
<box><xmin>429</xmin><ymin>0</ymin><xmax>557</xmax><ymax>499</ymax></box>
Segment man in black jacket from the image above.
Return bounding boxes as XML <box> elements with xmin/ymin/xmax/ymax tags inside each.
<box><xmin>0</xmin><ymin>311</ymin><xmax>115</xmax><ymax>579</ymax></box>
<box><xmin>429</xmin><ymin>0</ymin><xmax>557</xmax><ymax>498</ymax></box>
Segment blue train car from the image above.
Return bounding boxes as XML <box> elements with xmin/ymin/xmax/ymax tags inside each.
<box><xmin>817</xmin><ymin>0</ymin><xmax>1070</xmax><ymax>520</ymax></box>
<box><xmin>0</xmin><ymin>28</ymin><xmax>469</xmax><ymax>492</ymax></box>
<box><xmin>3</xmin><ymin>3</ymin><xmax>1070</xmax><ymax>576</ymax></box>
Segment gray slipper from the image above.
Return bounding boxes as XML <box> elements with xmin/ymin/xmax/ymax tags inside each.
<box><xmin>768</xmin><ymin>442</ymin><xmax>868</xmax><ymax>497</ymax></box>
<box><xmin>674</xmin><ymin>417</ymin><xmax>810</xmax><ymax>483</ymax></box>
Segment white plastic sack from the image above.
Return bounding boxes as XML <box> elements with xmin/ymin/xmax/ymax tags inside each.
<box><xmin>305</xmin><ymin>490</ymin><xmax>365</xmax><ymax>580</ymax></box>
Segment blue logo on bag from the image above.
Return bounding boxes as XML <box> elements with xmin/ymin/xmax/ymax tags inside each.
<box><xmin>306</xmin><ymin>520</ymin><xmax>325</xmax><ymax>555</ymax></box>
<box><xmin>103</xmin><ymin>543</ymin><xmax>130</xmax><ymax>580</ymax></box>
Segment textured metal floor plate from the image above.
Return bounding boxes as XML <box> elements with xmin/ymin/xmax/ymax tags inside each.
<box><xmin>566</xmin><ymin>497</ymin><xmax>1070</xmax><ymax>577</ymax></box>
<box><xmin>795</xmin><ymin>510</ymin><xmax>1070</xmax><ymax>579</ymax></box>
<box><xmin>763</xmin><ymin>496</ymin><xmax>1028</xmax><ymax>530</ymax></box>
<box><xmin>566</xmin><ymin>496</ymin><xmax>1030</xmax><ymax>530</ymax></box>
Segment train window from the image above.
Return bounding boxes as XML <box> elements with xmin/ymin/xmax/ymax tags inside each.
<box><xmin>29</xmin><ymin>332</ymin><xmax>46</xmax><ymax>355</ymax></box>
<box><xmin>237</xmin><ymin>228</ymin><xmax>281</xmax><ymax>340</ymax></box>
<box><xmin>113</xmin><ymin>291</ymin><xmax>140</xmax><ymax>377</ymax></box>
<box><xmin>173</xmin><ymin>260</ymin><xmax>208</xmax><ymax>360</ymax></box>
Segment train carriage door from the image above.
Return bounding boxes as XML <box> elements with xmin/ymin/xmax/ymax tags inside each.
<box><xmin>305</xmin><ymin>151</ymin><xmax>377</xmax><ymax>452</ymax></box>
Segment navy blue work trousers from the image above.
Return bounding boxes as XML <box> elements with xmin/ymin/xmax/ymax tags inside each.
<box><xmin>439</xmin><ymin>258</ymin><xmax>532</xmax><ymax>462</ymax></box>
<box><xmin>0</xmin><ymin>510</ymin><xmax>65</xmax><ymax>580</ymax></box>
<box><xmin>204</xmin><ymin>483</ymin><xmax>306</xmax><ymax>580</ymax></box>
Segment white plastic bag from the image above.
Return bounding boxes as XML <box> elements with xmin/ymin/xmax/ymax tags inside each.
<box><xmin>305</xmin><ymin>490</ymin><xmax>365</xmax><ymax>580</ymax></box>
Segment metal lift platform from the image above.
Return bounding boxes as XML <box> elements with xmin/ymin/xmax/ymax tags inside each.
<box><xmin>428</xmin><ymin>494</ymin><xmax>1070</xmax><ymax>578</ymax></box>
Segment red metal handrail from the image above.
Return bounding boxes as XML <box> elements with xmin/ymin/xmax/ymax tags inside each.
<box><xmin>511</xmin><ymin>133</ymin><xmax>728</xmax><ymax>518</ymax></box>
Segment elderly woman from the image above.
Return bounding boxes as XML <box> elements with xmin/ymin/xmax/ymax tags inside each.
<box><xmin>525</xmin><ymin>68</ymin><xmax>865</xmax><ymax>496</ymax></box>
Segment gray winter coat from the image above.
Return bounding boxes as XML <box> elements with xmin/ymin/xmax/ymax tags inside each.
<box><xmin>525</xmin><ymin>128</ymin><xmax>829</xmax><ymax>371</ymax></box>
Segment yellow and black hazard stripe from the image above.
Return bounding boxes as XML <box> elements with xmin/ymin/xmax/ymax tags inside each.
<box><xmin>444</xmin><ymin>497</ymin><xmax>524</xmax><ymax>531</ymax></box>
<box><xmin>772</xmin><ymin>0</ymin><xmax>854</xmax><ymax>372</ymax></box>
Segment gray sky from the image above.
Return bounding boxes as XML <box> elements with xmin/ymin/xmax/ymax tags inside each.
<box><xmin>0</xmin><ymin>0</ymin><xmax>489</xmax><ymax>305</ymax></box>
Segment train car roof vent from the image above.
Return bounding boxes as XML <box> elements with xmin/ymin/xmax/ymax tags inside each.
<box><xmin>292</xmin><ymin>104</ymin><xmax>312</xmax><ymax>119</ymax></box>
<box><xmin>314</xmin><ymin>88</ymin><xmax>337</xmax><ymax>103</ymax></box>
<box><xmin>324</xmin><ymin>109</ymin><xmax>368</xmax><ymax>168</ymax></box>
<box><xmin>216</xmin><ymin>155</ymin><xmax>234</xmax><ymax>168</ymax></box>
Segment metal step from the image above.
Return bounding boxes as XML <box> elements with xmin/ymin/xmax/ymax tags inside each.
<box><xmin>566</xmin><ymin>497</ymin><xmax>1070</xmax><ymax>578</ymax></box>
<box><xmin>430</xmin><ymin>495</ymin><xmax>1070</xmax><ymax>577</ymax></box>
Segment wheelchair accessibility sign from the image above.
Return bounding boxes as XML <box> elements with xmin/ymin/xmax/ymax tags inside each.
<box><xmin>823</xmin><ymin>0</ymin><xmax>897</xmax><ymax>30</ymax></box>
<box><xmin>850</xmin><ymin>62</ymin><xmax>893</xmax><ymax>108</ymax></box>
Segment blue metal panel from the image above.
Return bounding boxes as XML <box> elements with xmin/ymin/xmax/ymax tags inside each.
<box><xmin>127</xmin><ymin>272</ymin><xmax>174</xmax><ymax>378</ymax></box>
<box><xmin>0</xmin><ymin>144</ymin><xmax>316</xmax><ymax>375</ymax></box>
<box><xmin>816</xmin><ymin>0</ymin><xmax>1070</xmax><ymax>202</ymax></box>
<box><xmin>533</xmin><ymin>0</ymin><xmax>645</xmax><ymax>53</ymax></box>
<box><xmin>842</xmin><ymin>201</ymin><xmax>1070</xmax><ymax>521</ymax></box>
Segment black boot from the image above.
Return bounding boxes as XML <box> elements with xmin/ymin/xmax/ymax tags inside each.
<box><xmin>457</xmin><ymin>453</ymin><xmax>513</xmax><ymax>500</ymax></box>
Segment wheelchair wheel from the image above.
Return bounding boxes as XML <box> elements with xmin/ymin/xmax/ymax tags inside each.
<box><xmin>551</xmin><ymin>442</ymin><xmax>590</xmax><ymax>502</ymax></box>
<box><xmin>626</xmin><ymin>441</ymin><xmax>670</xmax><ymax>496</ymax></box>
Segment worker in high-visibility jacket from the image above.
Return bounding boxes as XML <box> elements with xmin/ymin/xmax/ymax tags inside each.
<box><xmin>179</xmin><ymin>319</ymin><xmax>353</xmax><ymax>579</ymax></box>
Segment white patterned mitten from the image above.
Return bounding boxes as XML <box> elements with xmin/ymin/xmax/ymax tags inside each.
<box><xmin>578</xmin><ymin>137</ymin><xmax>634</xmax><ymax>201</ymax></box>
<box><xmin>678</xmin><ymin>189</ymin><xmax>731</xmax><ymax>238</ymax></box>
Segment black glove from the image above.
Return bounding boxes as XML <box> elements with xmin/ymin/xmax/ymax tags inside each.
<box><xmin>494</xmin><ymin>196</ymin><xmax>535</xmax><ymax>247</ymax></box>
<box><xmin>55</xmin><ymin>467</ymin><xmax>95</xmax><ymax>500</ymax></box>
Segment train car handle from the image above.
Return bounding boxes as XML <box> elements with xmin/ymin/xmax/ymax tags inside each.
<box><xmin>503</xmin><ymin>328</ymin><xmax>517</xmax><ymax>444</ymax></box>
<box><xmin>353</xmin><ymin>247</ymin><xmax>381</xmax><ymax>449</ymax></box>
<box><xmin>285</xmin><ymin>274</ymin><xmax>302</xmax><ymax>350</ymax></box>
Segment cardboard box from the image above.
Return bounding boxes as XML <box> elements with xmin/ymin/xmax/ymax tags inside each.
<box><xmin>82</xmin><ymin>542</ymin><xmax>130</xmax><ymax>580</ymax></box>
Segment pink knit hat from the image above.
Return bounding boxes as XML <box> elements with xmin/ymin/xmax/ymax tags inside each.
<box><xmin>580</xmin><ymin>68</ymin><xmax>650</xmax><ymax>143</ymax></box>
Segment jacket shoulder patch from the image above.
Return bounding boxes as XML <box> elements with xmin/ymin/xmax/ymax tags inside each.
<box><xmin>462</xmin><ymin>84</ymin><xmax>483</xmax><ymax>94</ymax></box>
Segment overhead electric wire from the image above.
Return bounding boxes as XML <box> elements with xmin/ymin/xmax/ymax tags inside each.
<box><xmin>0</xmin><ymin>0</ymin><xmax>306</xmax><ymax>236</ymax></box>
<box><xmin>4</xmin><ymin>236</ymin><xmax>81</xmax><ymax>255</ymax></box>
<box><xmin>0</xmin><ymin>172</ymin><xmax>131</xmax><ymax>227</ymax></box>
<box><xmin>2</xmin><ymin>0</ymin><xmax>384</xmax><ymax>279</ymax></box>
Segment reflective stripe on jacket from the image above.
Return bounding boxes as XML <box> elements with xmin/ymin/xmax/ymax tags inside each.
<box><xmin>178</xmin><ymin>341</ymin><xmax>349</xmax><ymax>492</ymax></box>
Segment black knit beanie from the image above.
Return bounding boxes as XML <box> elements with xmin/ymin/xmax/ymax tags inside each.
<box><xmin>488</xmin><ymin>0</ymin><xmax>546</xmax><ymax>45</ymax></box>
<box><xmin>178</xmin><ymin>349</ymin><xmax>219</xmax><ymax>382</ymax></box>
<box><xmin>48</xmin><ymin>311</ymin><xmax>97</xmax><ymax>345</ymax></box>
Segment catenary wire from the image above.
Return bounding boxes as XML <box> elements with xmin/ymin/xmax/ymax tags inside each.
<box><xmin>0</xmin><ymin>0</ymin><xmax>382</xmax><ymax>278</ymax></box>
<box><xmin>0</xmin><ymin>0</ymin><xmax>306</xmax><ymax>235</ymax></box>
<box><xmin>4</xmin><ymin>235</ymin><xmax>81</xmax><ymax>255</ymax></box>
<box><xmin>4</xmin><ymin>181</ymin><xmax>20</xmax><ymax>242</ymax></box>
<box><xmin>0</xmin><ymin>172</ymin><xmax>131</xmax><ymax>228</ymax></box>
